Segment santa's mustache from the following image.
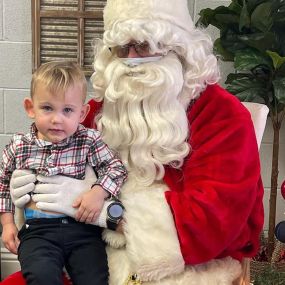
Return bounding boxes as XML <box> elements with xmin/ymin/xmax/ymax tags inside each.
<box><xmin>103</xmin><ymin>52</ymin><xmax>184</xmax><ymax>103</ymax></box>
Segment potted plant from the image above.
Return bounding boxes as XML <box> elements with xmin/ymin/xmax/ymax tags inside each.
<box><xmin>196</xmin><ymin>0</ymin><xmax>285</xmax><ymax>262</ymax></box>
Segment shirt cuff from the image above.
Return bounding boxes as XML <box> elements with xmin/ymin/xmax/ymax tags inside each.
<box><xmin>93</xmin><ymin>175</ymin><xmax>119</xmax><ymax>197</ymax></box>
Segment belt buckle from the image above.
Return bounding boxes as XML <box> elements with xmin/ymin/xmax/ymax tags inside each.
<box><xmin>124</xmin><ymin>274</ymin><xmax>142</xmax><ymax>285</ymax></box>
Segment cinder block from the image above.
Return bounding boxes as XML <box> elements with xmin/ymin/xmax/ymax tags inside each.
<box><xmin>260</xmin><ymin>143</ymin><xmax>285</xmax><ymax>189</ymax></box>
<box><xmin>3</xmin><ymin>0</ymin><xmax>31</xmax><ymax>42</ymax></box>
<box><xmin>1</xmin><ymin>243</ymin><xmax>21</xmax><ymax>280</ymax></box>
<box><xmin>192</xmin><ymin>1</ymin><xmax>235</xmax><ymax>83</ymax></box>
<box><xmin>0</xmin><ymin>135</ymin><xmax>12</xmax><ymax>154</ymax></box>
<box><xmin>4</xmin><ymin>89</ymin><xmax>31</xmax><ymax>134</ymax></box>
<box><xmin>263</xmin><ymin>188</ymin><xmax>285</xmax><ymax>231</ymax></box>
<box><xmin>187</xmin><ymin>0</ymin><xmax>195</xmax><ymax>18</ymax></box>
<box><xmin>0</xmin><ymin>43</ymin><xmax>32</xmax><ymax>89</ymax></box>
<box><xmin>262</xmin><ymin>119</ymin><xmax>274</xmax><ymax>144</ymax></box>
<box><xmin>0</xmin><ymin>90</ymin><xmax>3</xmax><ymax>133</ymax></box>
<box><xmin>0</xmin><ymin>1</ymin><xmax>3</xmax><ymax>40</ymax></box>
<box><xmin>263</xmin><ymin>120</ymin><xmax>285</xmax><ymax>144</ymax></box>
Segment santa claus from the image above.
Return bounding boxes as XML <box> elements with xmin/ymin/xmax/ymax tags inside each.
<box><xmin>3</xmin><ymin>0</ymin><xmax>263</xmax><ymax>284</ymax></box>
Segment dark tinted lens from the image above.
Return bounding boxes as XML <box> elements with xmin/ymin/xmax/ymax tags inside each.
<box><xmin>135</xmin><ymin>42</ymin><xmax>150</xmax><ymax>56</ymax></box>
<box><xmin>114</xmin><ymin>42</ymin><xmax>150</xmax><ymax>58</ymax></box>
<box><xmin>115</xmin><ymin>45</ymin><xmax>129</xmax><ymax>58</ymax></box>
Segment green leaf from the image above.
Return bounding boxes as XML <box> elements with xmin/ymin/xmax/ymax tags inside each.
<box><xmin>239</xmin><ymin>0</ymin><xmax>251</xmax><ymax>31</ymax></box>
<box><xmin>225</xmin><ymin>72</ymin><xmax>248</xmax><ymax>84</ymax></box>
<box><xmin>276</xmin><ymin>62</ymin><xmax>285</xmax><ymax>77</ymax></box>
<box><xmin>251</xmin><ymin>2</ymin><xmax>273</xmax><ymax>32</ymax></box>
<box><xmin>238</xmin><ymin>32</ymin><xmax>277</xmax><ymax>52</ymax></box>
<box><xmin>213</xmin><ymin>38</ymin><xmax>234</xmax><ymax>61</ymax></box>
<box><xmin>196</xmin><ymin>6</ymin><xmax>237</xmax><ymax>30</ymax></box>
<box><xmin>247</xmin><ymin>0</ymin><xmax>268</xmax><ymax>13</ymax></box>
<box><xmin>234</xmin><ymin>48</ymin><xmax>273</xmax><ymax>71</ymax></box>
<box><xmin>228</xmin><ymin>0</ymin><xmax>243</xmax><ymax>14</ymax></box>
<box><xmin>266</xmin><ymin>50</ymin><xmax>285</xmax><ymax>69</ymax></box>
<box><xmin>273</xmin><ymin>12</ymin><xmax>285</xmax><ymax>32</ymax></box>
<box><xmin>215</xmin><ymin>14</ymin><xmax>240</xmax><ymax>26</ymax></box>
<box><xmin>225</xmin><ymin>73</ymin><xmax>268</xmax><ymax>102</ymax></box>
<box><xmin>273</xmin><ymin>78</ymin><xmax>285</xmax><ymax>104</ymax></box>
<box><xmin>196</xmin><ymin>8</ymin><xmax>216</xmax><ymax>28</ymax></box>
<box><xmin>220</xmin><ymin>31</ymin><xmax>248</xmax><ymax>53</ymax></box>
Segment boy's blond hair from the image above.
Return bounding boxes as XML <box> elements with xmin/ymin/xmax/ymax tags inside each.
<box><xmin>31</xmin><ymin>61</ymin><xmax>87</xmax><ymax>102</ymax></box>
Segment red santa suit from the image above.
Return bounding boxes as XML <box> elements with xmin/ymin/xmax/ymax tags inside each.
<box><xmin>83</xmin><ymin>84</ymin><xmax>264</xmax><ymax>284</ymax></box>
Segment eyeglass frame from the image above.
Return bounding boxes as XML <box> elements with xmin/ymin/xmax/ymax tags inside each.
<box><xmin>112</xmin><ymin>41</ymin><xmax>153</xmax><ymax>58</ymax></box>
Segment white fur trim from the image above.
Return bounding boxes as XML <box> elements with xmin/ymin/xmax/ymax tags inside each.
<box><xmin>102</xmin><ymin>229</ymin><xmax>126</xmax><ymax>248</ymax></box>
<box><xmin>104</xmin><ymin>175</ymin><xmax>184</xmax><ymax>281</ymax></box>
<box><xmin>108</xmin><ymin>249</ymin><xmax>242</xmax><ymax>285</ymax></box>
<box><xmin>107</xmin><ymin>247</ymin><xmax>131</xmax><ymax>285</ymax></box>
<box><xmin>104</xmin><ymin>0</ymin><xmax>193</xmax><ymax>33</ymax></box>
<box><xmin>122</xmin><ymin>186</ymin><xmax>184</xmax><ymax>281</ymax></box>
<box><xmin>104</xmin><ymin>176</ymin><xmax>185</xmax><ymax>281</ymax></box>
<box><xmin>106</xmin><ymin>176</ymin><xmax>242</xmax><ymax>284</ymax></box>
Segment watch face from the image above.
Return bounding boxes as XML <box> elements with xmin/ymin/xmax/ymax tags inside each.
<box><xmin>109</xmin><ymin>203</ymin><xmax>124</xmax><ymax>219</ymax></box>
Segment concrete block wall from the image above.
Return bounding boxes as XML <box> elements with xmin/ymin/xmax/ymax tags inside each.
<box><xmin>0</xmin><ymin>0</ymin><xmax>32</xmax><ymax>279</ymax></box>
<box><xmin>0</xmin><ymin>0</ymin><xmax>284</xmax><ymax>279</ymax></box>
<box><xmin>0</xmin><ymin>0</ymin><xmax>32</xmax><ymax>154</ymax></box>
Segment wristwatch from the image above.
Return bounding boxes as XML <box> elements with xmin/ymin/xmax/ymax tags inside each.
<box><xmin>106</xmin><ymin>200</ymin><xmax>124</xmax><ymax>231</ymax></box>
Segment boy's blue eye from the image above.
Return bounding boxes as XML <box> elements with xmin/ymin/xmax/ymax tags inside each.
<box><xmin>64</xmin><ymin>108</ymin><xmax>73</xmax><ymax>113</ymax></box>
<box><xmin>41</xmin><ymin>106</ymin><xmax>52</xmax><ymax>111</ymax></box>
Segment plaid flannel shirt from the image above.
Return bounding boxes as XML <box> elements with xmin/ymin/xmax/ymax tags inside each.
<box><xmin>0</xmin><ymin>123</ymin><xmax>127</xmax><ymax>213</ymax></box>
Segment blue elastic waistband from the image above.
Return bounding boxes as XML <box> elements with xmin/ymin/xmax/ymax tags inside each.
<box><xmin>24</xmin><ymin>208</ymin><xmax>67</xmax><ymax>220</ymax></box>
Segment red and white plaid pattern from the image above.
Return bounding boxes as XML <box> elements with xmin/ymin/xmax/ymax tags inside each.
<box><xmin>0</xmin><ymin>124</ymin><xmax>127</xmax><ymax>212</ymax></box>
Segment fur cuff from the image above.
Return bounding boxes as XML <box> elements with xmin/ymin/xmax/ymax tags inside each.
<box><xmin>121</xmin><ymin>185</ymin><xmax>184</xmax><ymax>281</ymax></box>
<box><xmin>102</xmin><ymin>229</ymin><xmax>126</xmax><ymax>248</ymax></box>
<box><xmin>107</xmin><ymin>249</ymin><xmax>242</xmax><ymax>285</ymax></box>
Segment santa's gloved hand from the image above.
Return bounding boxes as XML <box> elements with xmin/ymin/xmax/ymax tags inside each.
<box><xmin>10</xmin><ymin>169</ymin><xmax>36</xmax><ymax>208</ymax></box>
<box><xmin>33</xmin><ymin>165</ymin><xmax>111</xmax><ymax>227</ymax></box>
<box><xmin>32</xmin><ymin>165</ymin><xmax>111</xmax><ymax>228</ymax></box>
<box><xmin>32</xmin><ymin>165</ymin><xmax>97</xmax><ymax>218</ymax></box>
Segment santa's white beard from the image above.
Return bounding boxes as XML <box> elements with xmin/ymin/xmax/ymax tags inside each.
<box><xmin>95</xmin><ymin>52</ymin><xmax>190</xmax><ymax>185</ymax></box>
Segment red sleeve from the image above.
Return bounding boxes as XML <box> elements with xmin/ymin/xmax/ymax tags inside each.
<box><xmin>82</xmin><ymin>99</ymin><xmax>102</xmax><ymax>128</ymax></box>
<box><xmin>164</xmin><ymin>84</ymin><xmax>264</xmax><ymax>265</ymax></box>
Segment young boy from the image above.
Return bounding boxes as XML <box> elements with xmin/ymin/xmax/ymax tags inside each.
<box><xmin>0</xmin><ymin>61</ymin><xmax>127</xmax><ymax>285</ymax></box>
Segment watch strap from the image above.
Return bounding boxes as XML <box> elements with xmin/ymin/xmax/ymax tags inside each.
<box><xmin>106</xmin><ymin>219</ymin><xmax>120</xmax><ymax>231</ymax></box>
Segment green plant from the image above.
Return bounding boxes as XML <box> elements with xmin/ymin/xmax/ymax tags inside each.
<box><xmin>253</xmin><ymin>266</ymin><xmax>285</xmax><ymax>284</ymax></box>
<box><xmin>197</xmin><ymin>0</ymin><xmax>285</xmax><ymax>260</ymax></box>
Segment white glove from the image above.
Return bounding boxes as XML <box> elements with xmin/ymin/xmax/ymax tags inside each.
<box><xmin>10</xmin><ymin>169</ymin><xmax>36</xmax><ymax>208</ymax></box>
<box><xmin>32</xmin><ymin>165</ymin><xmax>109</xmax><ymax>227</ymax></box>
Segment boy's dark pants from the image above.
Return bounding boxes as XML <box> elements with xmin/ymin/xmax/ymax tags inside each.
<box><xmin>17</xmin><ymin>217</ymin><xmax>108</xmax><ymax>285</ymax></box>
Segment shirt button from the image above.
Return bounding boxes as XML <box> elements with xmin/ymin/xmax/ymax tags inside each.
<box><xmin>61</xmin><ymin>218</ymin><xmax>69</xmax><ymax>224</ymax></box>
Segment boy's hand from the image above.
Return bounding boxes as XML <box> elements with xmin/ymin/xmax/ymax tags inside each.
<box><xmin>2</xmin><ymin>223</ymin><xmax>20</xmax><ymax>254</ymax></box>
<box><xmin>73</xmin><ymin>185</ymin><xmax>109</xmax><ymax>223</ymax></box>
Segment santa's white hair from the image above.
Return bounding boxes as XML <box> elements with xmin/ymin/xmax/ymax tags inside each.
<box><xmin>91</xmin><ymin>19</ymin><xmax>220</xmax><ymax>185</ymax></box>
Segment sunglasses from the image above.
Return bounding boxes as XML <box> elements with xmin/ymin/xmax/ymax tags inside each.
<box><xmin>112</xmin><ymin>41</ymin><xmax>151</xmax><ymax>58</ymax></box>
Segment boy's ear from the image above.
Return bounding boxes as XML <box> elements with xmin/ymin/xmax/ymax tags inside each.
<box><xmin>24</xmin><ymin>98</ymin><xmax>35</xmax><ymax>119</ymax></box>
<box><xmin>80</xmin><ymin>104</ymin><xmax>90</xmax><ymax>123</ymax></box>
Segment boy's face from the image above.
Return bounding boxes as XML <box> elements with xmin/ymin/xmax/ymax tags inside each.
<box><xmin>24</xmin><ymin>82</ymin><xmax>89</xmax><ymax>143</ymax></box>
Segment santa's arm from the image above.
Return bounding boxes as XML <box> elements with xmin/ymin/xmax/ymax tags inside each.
<box><xmin>164</xmin><ymin>86</ymin><xmax>264</xmax><ymax>265</ymax></box>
